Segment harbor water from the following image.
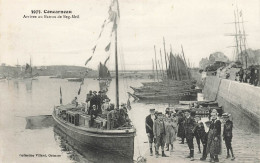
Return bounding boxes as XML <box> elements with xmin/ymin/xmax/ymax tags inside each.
<box><xmin>0</xmin><ymin>77</ymin><xmax>172</xmax><ymax>163</ymax></box>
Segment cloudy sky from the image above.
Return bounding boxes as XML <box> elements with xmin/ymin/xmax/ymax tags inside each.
<box><xmin>0</xmin><ymin>0</ymin><xmax>259</xmax><ymax>70</ymax></box>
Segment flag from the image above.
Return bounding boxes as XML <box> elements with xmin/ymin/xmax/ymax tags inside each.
<box><xmin>105</xmin><ymin>42</ymin><xmax>111</xmax><ymax>52</ymax></box>
<box><xmin>85</xmin><ymin>56</ymin><xmax>93</xmax><ymax>66</ymax></box>
<box><xmin>60</xmin><ymin>86</ymin><xmax>62</xmax><ymax>105</ymax></box>
<box><xmin>127</xmin><ymin>98</ymin><xmax>131</xmax><ymax>110</ymax></box>
<box><xmin>78</xmin><ymin>85</ymin><xmax>81</xmax><ymax>95</ymax></box>
<box><xmin>80</xmin><ymin>78</ymin><xmax>84</xmax><ymax>86</ymax></box>
<box><xmin>92</xmin><ymin>45</ymin><xmax>97</xmax><ymax>53</ymax></box>
<box><xmin>104</xmin><ymin>56</ymin><xmax>110</xmax><ymax>65</ymax></box>
<box><xmin>109</xmin><ymin>0</ymin><xmax>120</xmax><ymax>18</ymax></box>
<box><xmin>101</xmin><ymin>20</ymin><xmax>107</xmax><ymax>28</ymax></box>
<box><xmin>127</xmin><ymin>94</ymin><xmax>131</xmax><ymax>110</ymax></box>
<box><xmin>112</xmin><ymin>20</ymin><xmax>117</xmax><ymax>32</ymax></box>
<box><xmin>98</xmin><ymin>31</ymin><xmax>103</xmax><ymax>39</ymax></box>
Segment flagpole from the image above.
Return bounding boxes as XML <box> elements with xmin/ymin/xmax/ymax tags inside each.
<box><xmin>115</xmin><ymin>16</ymin><xmax>119</xmax><ymax>109</ymax></box>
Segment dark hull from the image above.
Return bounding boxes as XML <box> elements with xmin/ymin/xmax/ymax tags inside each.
<box><xmin>52</xmin><ymin>112</ymin><xmax>135</xmax><ymax>159</ymax></box>
<box><xmin>53</xmin><ymin>125</ymin><xmax>133</xmax><ymax>163</ymax></box>
<box><xmin>67</xmin><ymin>78</ymin><xmax>83</xmax><ymax>82</ymax></box>
<box><xmin>129</xmin><ymin>92</ymin><xmax>197</xmax><ymax>101</ymax></box>
<box><xmin>97</xmin><ymin>78</ymin><xmax>112</xmax><ymax>81</ymax></box>
<box><xmin>141</xmin><ymin>80</ymin><xmax>195</xmax><ymax>87</ymax></box>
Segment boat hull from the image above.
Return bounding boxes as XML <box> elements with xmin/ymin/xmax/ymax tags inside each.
<box><xmin>67</xmin><ymin>78</ymin><xmax>83</xmax><ymax>82</ymax></box>
<box><xmin>53</xmin><ymin>125</ymin><xmax>133</xmax><ymax>163</ymax></box>
<box><xmin>52</xmin><ymin>112</ymin><xmax>135</xmax><ymax>159</ymax></box>
<box><xmin>131</xmin><ymin>92</ymin><xmax>197</xmax><ymax>101</ymax></box>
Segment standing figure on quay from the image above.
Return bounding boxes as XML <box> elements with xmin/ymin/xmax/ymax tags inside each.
<box><xmin>206</xmin><ymin>111</ymin><xmax>222</xmax><ymax>163</ymax></box>
<box><xmin>145</xmin><ymin>108</ymin><xmax>156</xmax><ymax>156</ymax></box>
<box><xmin>165</xmin><ymin>110</ymin><xmax>178</xmax><ymax>152</ymax></box>
<box><xmin>222</xmin><ymin>113</ymin><xmax>235</xmax><ymax>160</ymax></box>
<box><xmin>194</xmin><ymin>115</ymin><xmax>202</xmax><ymax>154</ymax></box>
<box><xmin>177</xmin><ymin>111</ymin><xmax>186</xmax><ymax>144</ymax></box>
<box><xmin>184</xmin><ymin>110</ymin><xmax>196</xmax><ymax>161</ymax></box>
<box><xmin>153</xmin><ymin>112</ymin><xmax>167</xmax><ymax>158</ymax></box>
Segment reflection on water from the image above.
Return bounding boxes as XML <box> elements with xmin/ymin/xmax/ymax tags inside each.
<box><xmin>25</xmin><ymin>115</ymin><xmax>54</xmax><ymax>129</ymax></box>
<box><xmin>25</xmin><ymin>80</ymin><xmax>32</xmax><ymax>92</ymax></box>
<box><xmin>53</xmin><ymin>126</ymin><xmax>133</xmax><ymax>163</ymax></box>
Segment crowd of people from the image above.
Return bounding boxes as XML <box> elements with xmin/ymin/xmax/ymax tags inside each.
<box><xmin>71</xmin><ymin>90</ymin><xmax>131</xmax><ymax>129</ymax></box>
<box><xmin>145</xmin><ymin>108</ymin><xmax>235</xmax><ymax>162</ymax></box>
<box><xmin>235</xmin><ymin>67</ymin><xmax>260</xmax><ymax>86</ymax></box>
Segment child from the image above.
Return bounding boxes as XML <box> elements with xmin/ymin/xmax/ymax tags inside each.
<box><xmin>198</xmin><ymin>120</ymin><xmax>208</xmax><ymax>160</ymax></box>
<box><xmin>223</xmin><ymin>113</ymin><xmax>235</xmax><ymax>160</ymax></box>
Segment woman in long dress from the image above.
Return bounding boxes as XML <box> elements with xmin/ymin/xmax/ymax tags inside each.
<box><xmin>165</xmin><ymin>113</ymin><xmax>178</xmax><ymax>151</ymax></box>
<box><xmin>206</xmin><ymin>111</ymin><xmax>222</xmax><ymax>162</ymax></box>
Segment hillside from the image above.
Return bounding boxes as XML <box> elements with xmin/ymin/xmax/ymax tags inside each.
<box><xmin>0</xmin><ymin>65</ymin><xmax>98</xmax><ymax>78</ymax></box>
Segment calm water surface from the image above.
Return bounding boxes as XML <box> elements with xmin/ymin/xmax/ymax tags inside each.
<box><xmin>0</xmin><ymin>77</ymin><xmax>178</xmax><ymax>163</ymax></box>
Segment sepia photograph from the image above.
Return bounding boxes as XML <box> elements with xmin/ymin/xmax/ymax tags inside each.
<box><xmin>0</xmin><ymin>0</ymin><xmax>259</xmax><ymax>162</ymax></box>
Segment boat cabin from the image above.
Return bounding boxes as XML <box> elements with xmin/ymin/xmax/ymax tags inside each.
<box><xmin>55</xmin><ymin>105</ymin><xmax>108</xmax><ymax>129</ymax></box>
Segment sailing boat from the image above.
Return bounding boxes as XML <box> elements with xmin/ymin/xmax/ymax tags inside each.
<box><xmin>98</xmin><ymin>62</ymin><xmax>112</xmax><ymax>93</ymax></box>
<box><xmin>129</xmin><ymin>40</ymin><xmax>197</xmax><ymax>101</ymax></box>
<box><xmin>52</xmin><ymin>0</ymin><xmax>136</xmax><ymax>160</ymax></box>
<box><xmin>98</xmin><ymin>62</ymin><xmax>112</xmax><ymax>81</ymax></box>
<box><xmin>18</xmin><ymin>58</ymin><xmax>39</xmax><ymax>80</ymax></box>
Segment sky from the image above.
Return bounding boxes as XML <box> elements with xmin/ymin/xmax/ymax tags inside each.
<box><xmin>0</xmin><ymin>0</ymin><xmax>259</xmax><ymax>70</ymax></box>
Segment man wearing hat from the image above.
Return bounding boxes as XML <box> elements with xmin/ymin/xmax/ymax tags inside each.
<box><xmin>145</xmin><ymin>108</ymin><xmax>156</xmax><ymax>156</ymax></box>
<box><xmin>184</xmin><ymin>110</ymin><xmax>196</xmax><ymax>161</ymax></box>
<box><xmin>177</xmin><ymin>111</ymin><xmax>186</xmax><ymax>144</ymax></box>
<box><xmin>89</xmin><ymin>91</ymin><xmax>98</xmax><ymax>113</ymax></box>
<box><xmin>194</xmin><ymin>115</ymin><xmax>202</xmax><ymax>154</ymax></box>
<box><xmin>86</xmin><ymin>90</ymin><xmax>93</xmax><ymax>103</ymax></box>
<box><xmin>153</xmin><ymin>112</ymin><xmax>167</xmax><ymax>158</ymax></box>
<box><xmin>96</xmin><ymin>91</ymin><xmax>103</xmax><ymax>114</ymax></box>
<box><xmin>223</xmin><ymin>113</ymin><xmax>235</xmax><ymax>160</ymax></box>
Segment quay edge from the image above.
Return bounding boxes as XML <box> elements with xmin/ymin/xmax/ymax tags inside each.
<box><xmin>203</xmin><ymin>76</ymin><xmax>260</xmax><ymax>133</ymax></box>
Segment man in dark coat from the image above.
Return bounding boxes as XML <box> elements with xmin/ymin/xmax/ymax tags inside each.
<box><xmin>254</xmin><ymin>68</ymin><xmax>259</xmax><ymax>86</ymax></box>
<box><xmin>250</xmin><ymin>67</ymin><xmax>255</xmax><ymax>85</ymax></box>
<box><xmin>90</xmin><ymin>91</ymin><xmax>99</xmax><ymax>113</ymax></box>
<box><xmin>145</xmin><ymin>108</ymin><xmax>156</xmax><ymax>156</ymax></box>
<box><xmin>90</xmin><ymin>105</ymin><xmax>98</xmax><ymax>127</ymax></box>
<box><xmin>223</xmin><ymin>113</ymin><xmax>235</xmax><ymax>160</ymax></box>
<box><xmin>86</xmin><ymin>90</ymin><xmax>93</xmax><ymax>103</ymax></box>
<box><xmin>239</xmin><ymin>68</ymin><xmax>244</xmax><ymax>82</ymax></box>
<box><xmin>184</xmin><ymin>110</ymin><xmax>197</xmax><ymax>161</ymax></box>
<box><xmin>177</xmin><ymin>112</ymin><xmax>186</xmax><ymax>144</ymax></box>
<box><xmin>194</xmin><ymin>115</ymin><xmax>202</xmax><ymax>154</ymax></box>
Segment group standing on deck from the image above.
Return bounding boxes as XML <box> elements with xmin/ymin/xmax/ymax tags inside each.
<box><xmin>145</xmin><ymin>107</ymin><xmax>235</xmax><ymax>162</ymax></box>
<box><xmin>70</xmin><ymin>90</ymin><xmax>131</xmax><ymax>130</ymax></box>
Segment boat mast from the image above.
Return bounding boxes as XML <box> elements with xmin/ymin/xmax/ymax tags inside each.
<box><xmin>241</xmin><ymin>11</ymin><xmax>248</xmax><ymax>68</ymax></box>
<box><xmin>30</xmin><ymin>57</ymin><xmax>32</xmax><ymax>76</ymax></box>
<box><xmin>233</xmin><ymin>11</ymin><xmax>240</xmax><ymax>62</ymax></box>
<box><xmin>181</xmin><ymin>45</ymin><xmax>190</xmax><ymax>80</ymax></box>
<box><xmin>160</xmin><ymin>49</ymin><xmax>165</xmax><ymax>79</ymax></box>
<box><xmin>152</xmin><ymin>59</ymin><xmax>155</xmax><ymax>81</ymax></box>
<box><xmin>115</xmin><ymin>16</ymin><xmax>119</xmax><ymax>109</ymax></box>
<box><xmin>163</xmin><ymin>37</ymin><xmax>168</xmax><ymax>79</ymax></box>
<box><xmin>236</xmin><ymin>7</ymin><xmax>244</xmax><ymax>66</ymax></box>
<box><xmin>154</xmin><ymin>45</ymin><xmax>159</xmax><ymax>82</ymax></box>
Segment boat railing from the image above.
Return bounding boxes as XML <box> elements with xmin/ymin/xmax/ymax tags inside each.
<box><xmin>54</xmin><ymin>105</ymin><xmax>134</xmax><ymax>130</ymax></box>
